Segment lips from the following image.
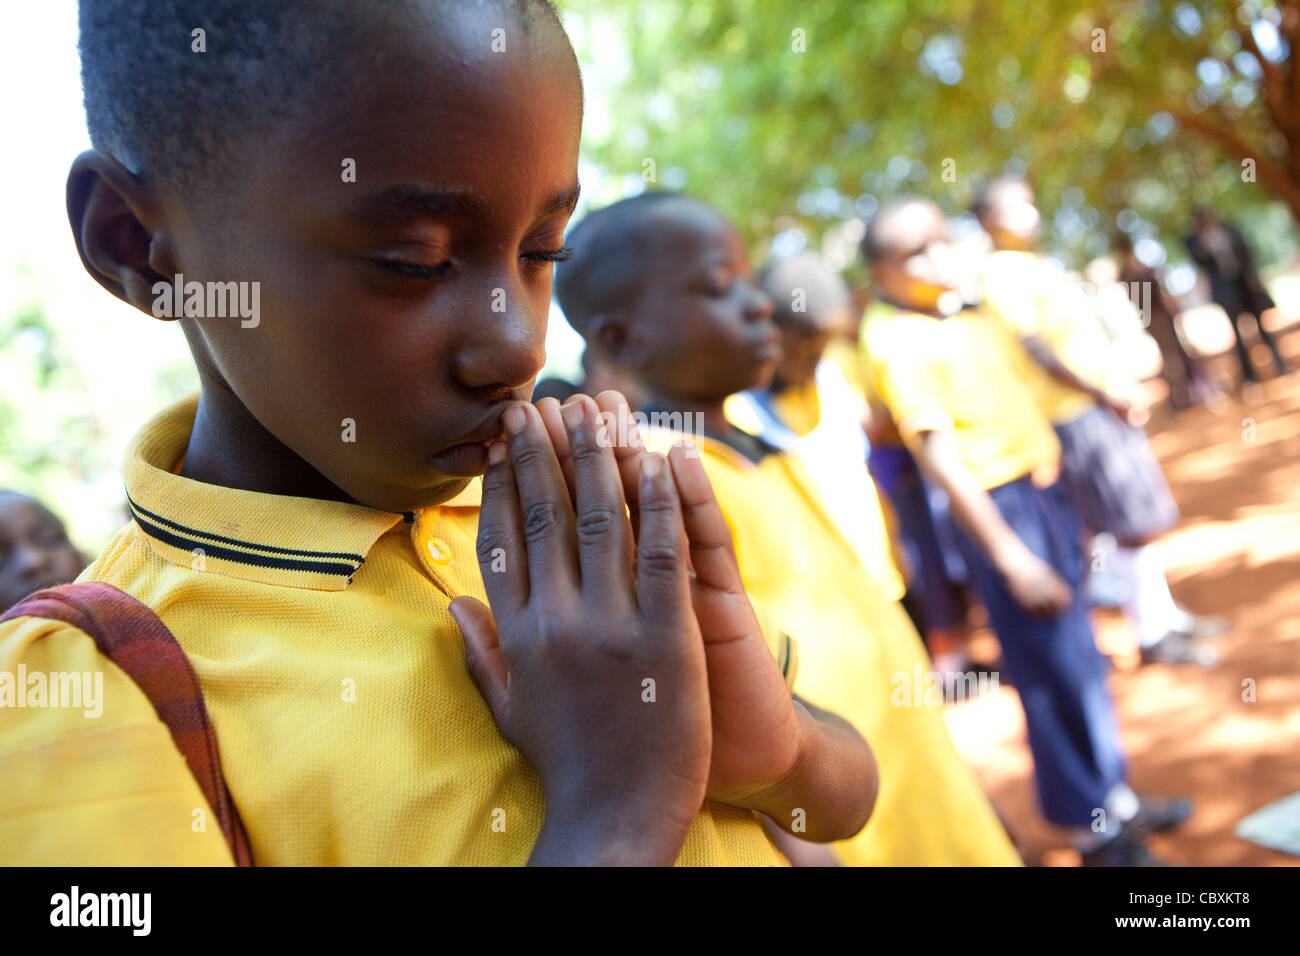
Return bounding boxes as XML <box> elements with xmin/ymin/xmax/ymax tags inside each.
<box><xmin>428</xmin><ymin>407</ymin><xmax>509</xmax><ymax>477</ymax></box>
<box><xmin>751</xmin><ymin>336</ymin><xmax>782</xmax><ymax>361</ymax></box>
<box><xmin>429</xmin><ymin>437</ymin><xmax>496</xmax><ymax>477</ymax></box>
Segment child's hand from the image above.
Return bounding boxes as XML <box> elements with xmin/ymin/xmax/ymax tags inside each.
<box><xmin>536</xmin><ymin>393</ymin><xmax>802</xmax><ymax>803</ymax></box>
<box><xmin>1000</xmin><ymin>551</ymin><xmax>1071</xmax><ymax>616</ymax></box>
<box><xmin>451</xmin><ymin>401</ymin><xmax>711</xmax><ymax>866</ymax></box>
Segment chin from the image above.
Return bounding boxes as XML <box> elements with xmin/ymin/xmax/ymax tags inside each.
<box><xmin>748</xmin><ymin>361</ymin><xmax>778</xmax><ymax>393</ymax></box>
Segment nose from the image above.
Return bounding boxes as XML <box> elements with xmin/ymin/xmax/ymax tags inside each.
<box><xmin>743</xmin><ymin>281</ymin><xmax>775</xmax><ymax>323</ymax></box>
<box><xmin>12</xmin><ymin>543</ymin><xmax>52</xmax><ymax>582</ymax></box>
<box><xmin>451</xmin><ymin>278</ymin><xmax>547</xmax><ymax>392</ymax></box>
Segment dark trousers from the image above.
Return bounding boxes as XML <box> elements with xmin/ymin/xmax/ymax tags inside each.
<box><xmin>954</xmin><ymin>476</ymin><xmax>1128</xmax><ymax>827</ymax></box>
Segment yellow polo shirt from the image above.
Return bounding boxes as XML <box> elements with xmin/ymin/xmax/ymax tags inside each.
<box><xmin>644</xmin><ymin>427</ymin><xmax>1020</xmax><ymax>866</ymax></box>
<box><xmin>863</xmin><ymin>308</ymin><xmax>1061</xmax><ymax>492</ymax></box>
<box><xmin>0</xmin><ymin>395</ymin><xmax>784</xmax><ymax>866</ymax></box>
<box><xmin>725</xmin><ymin>376</ymin><xmax>907</xmax><ymax>603</ymax></box>
<box><xmin>979</xmin><ymin>250</ymin><xmax>1112</xmax><ymax>425</ymax></box>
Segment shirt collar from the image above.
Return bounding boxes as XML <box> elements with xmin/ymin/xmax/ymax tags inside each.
<box><xmin>125</xmin><ymin>394</ymin><xmax>413</xmax><ymax>591</ymax></box>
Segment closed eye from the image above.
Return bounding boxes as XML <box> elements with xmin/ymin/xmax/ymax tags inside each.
<box><xmin>523</xmin><ymin>246</ymin><xmax>573</xmax><ymax>264</ymax></box>
<box><xmin>371</xmin><ymin>259</ymin><xmax>453</xmax><ymax>280</ymax></box>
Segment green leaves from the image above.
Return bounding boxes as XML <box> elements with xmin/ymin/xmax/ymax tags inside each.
<box><xmin>560</xmin><ymin>0</ymin><xmax>1299</xmax><ymax>268</ymax></box>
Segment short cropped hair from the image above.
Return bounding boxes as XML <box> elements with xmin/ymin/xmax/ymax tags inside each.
<box><xmin>79</xmin><ymin>0</ymin><xmax>563</xmax><ymax>197</ymax></box>
<box><xmin>759</xmin><ymin>253</ymin><xmax>849</xmax><ymax>325</ymax></box>
<box><xmin>969</xmin><ymin>176</ymin><xmax>1031</xmax><ymax>220</ymax></box>
<box><xmin>859</xmin><ymin>196</ymin><xmax>932</xmax><ymax>264</ymax></box>
<box><xmin>555</xmin><ymin>191</ymin><xmax>697</xmax><ymax>336</ymax></box>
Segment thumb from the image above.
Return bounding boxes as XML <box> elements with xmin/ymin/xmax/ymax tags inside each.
<box><xmin>450</xmin><ymin>596</ymin><xmax>512</xmax><ymax>740</ymax></box>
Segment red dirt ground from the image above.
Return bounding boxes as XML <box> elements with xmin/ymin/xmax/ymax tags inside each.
<box><xmin>944</xmin><ymin>323</ymin><xmax>1300</xmax><ymax>866</ymax></box>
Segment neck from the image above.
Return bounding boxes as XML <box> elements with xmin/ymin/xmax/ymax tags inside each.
<box><xmin>180</xmin><ymin>378</ymin><xmax>354</xmax><ymax>503</ymax></box>
<box><xmin>640</xmin><ymin>390</ymin><xmax>731</xmax><ymax>437</ymax></box>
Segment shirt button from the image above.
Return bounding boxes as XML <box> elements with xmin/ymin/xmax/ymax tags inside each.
<box><xmin>426</xmin><ymin>537</ymin><xmax>453</xmax><ymax>566</ymax></box>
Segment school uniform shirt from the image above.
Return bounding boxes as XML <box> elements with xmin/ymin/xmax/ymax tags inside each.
<box><xmin>644</xmin><ymin>426</ymin><xmax>1021</xmax><ymax>866</ymax></box>
<box><xmin>863</xmin><ymin>307</ymin><xmax>1062</xmax><ymax>492</ymax></box>
<box><xmin>979</xmin><ymin>250</ymin><xmax>1114</xmax><ymax>426</ymax></box>
<box><xmin>725</xmin><ymin>362</ymin><xmax>907</xmax><ymax>603</ymax></box>
<box><xmin>0</xmin><ymin>395</ymin><xmax>785</xmax><ymax>866</ymax></box>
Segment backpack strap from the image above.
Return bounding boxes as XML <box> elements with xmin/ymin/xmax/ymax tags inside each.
<box><xmin>2</xmin><ymin>582</ymin><xmax>253</xmax><ymax>865</ymax></box>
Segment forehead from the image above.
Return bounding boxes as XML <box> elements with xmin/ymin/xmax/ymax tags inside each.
<box><xmin>254</xmin><ymin>6</ymin><xmax>582</xmax><ymax>215</ymax></box>
<box><xmin>648</xmin><ymin>202</ymin><xmax>741</xmax><ymax>263</ymax></box>
<box><xmin>991</xmin><ymin>182</ymin><xmax>1035</xmax><ymax>208</ymax></box>
<box><xmin>880</xmin><ymin>203</ymin><xmax>947</xmax><ymax>254</ymax></box>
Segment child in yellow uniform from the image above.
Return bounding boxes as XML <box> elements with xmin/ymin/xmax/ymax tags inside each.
<box><xmin>0</xmin><ymin>1</ymin><xmax>878</xmax><ymax>866</ymax></box>
<box><xmin>860</xmin><ymin>195</ymin><xmax>1191</xmax><ymax>865</ymax></box>
<box><xmin>726</xmin><ymin>253</ymin><xmax>907</xmax><ymax>604</ymax></box>
<box><xmin>973</xmin><ymin>178</ymin><xmax>1221</xmax><ymax>667</ymax></box>
<box><xmin>555</xmin><ymin>192</ymin><xmax>1021</xmax><ymax>866</ymax></box>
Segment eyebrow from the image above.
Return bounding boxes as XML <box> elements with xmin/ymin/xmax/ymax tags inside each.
<box><xmin>349</xmin><ymin>183</ymin><xmax>581</xmax><ymax>227</ymax></box>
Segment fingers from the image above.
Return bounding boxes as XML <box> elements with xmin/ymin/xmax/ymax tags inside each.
<box><xmin>560</xmin><ymin>394</ymin><xmax>636</xmax><ymax>601</ymax></box>
<box><xmin>476</xmin><ymin>433</ymin><xmax>528</xmax><ymax>617</ymax></box>
<box><xmin>668</xmin><ymin>441</ymin><xmax>744</xmax><ymax>595</ymax></box>
<box><xmin>535</xmin><ymin>396</ymin><xmax>576</xmax><ymax>505</ymax></box>
<box><xmin>633</xmin><ymin>452</ymin><xmax>692</xmax><ymax>627</ymax></box>
<box><xmin>593</xmin><ymin>390</ymin><xmax>647</xmax><ymax>514</ymax></box>
<box><xmin>451</xmin><ymin>596</ymin><xmax>512</xmax><ymax>737</ymax></box>
<box><xmin>503</xmin><ymin>402</ymin><xmax>580</xmax><ymax>596</ymax></box>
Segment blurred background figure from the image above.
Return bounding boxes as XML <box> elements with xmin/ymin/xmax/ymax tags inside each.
<box><xmin>0</xmin><ymin>490</ymin><xmax>86</xmax><ymax>612</ymax></box>
<box><xmin>974</xmin><ymin>178</ymin><xmax>1223</xmax><ymax>667</ymax></box>
<box><xmin>1184</xmin><ymin>208</ymin><xmax>1291</xmax><ymax>388</ymax></box>
<box><xmin>531</xmin><ymin>344</ymin><xmax>646</xmax><ymax>408</ymax></box>
<box><xmin>1113</xmin><ymin>233</ymin><xmax>1220</xmax><ymax>411</ymax></box>
<box><xmin>734</xmin><ymin>252</ymin><xmax>910</xmax><ymax>609</ymax></box>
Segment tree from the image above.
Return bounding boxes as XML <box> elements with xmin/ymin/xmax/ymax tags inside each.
<box><xmin>559</xmin><ymin>0</ymin><xmax>1300</xmax><ymax>268</ymax></box>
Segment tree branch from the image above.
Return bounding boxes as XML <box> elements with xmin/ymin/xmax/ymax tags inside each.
<box><xmin>1174</xmin><ymin>106</ymin><xmax>1300</xmax><ymax>216</ymax></box>
<box><xmin>1236</xmin><ymin>14</ymin><xmax>1294</xmax><ymax>146</ymax></box>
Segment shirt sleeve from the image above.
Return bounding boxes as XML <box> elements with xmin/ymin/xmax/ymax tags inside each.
<box><xmin>866</xmin><ymin>319</ymin><xmax>956</xmax><ymax>443</ymax></box>
<box><xmin>981</xmin><ymin>253</ymin><xmax>1046</xmax><ymax>340</ymax></box>
<box><xmin>0</xmin><ymin>615</ymin><xmax>235</xmax><ymax>865</ymax></box>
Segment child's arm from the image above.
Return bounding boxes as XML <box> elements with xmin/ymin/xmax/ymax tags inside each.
<box><xmin>663</xmin><ymin>442</ymin><xmax>877</xmax><ymax>841</ymax></box>
<box><xmin>1020</xmin><ymin>335</ymin><xmax>1131</xmax><ymax>418</ymax></box>
<box><xmin>912</xmin><ymin>429</ymin><xmax>1071</xmax><ymax>617</ymax></box>
<box><xmin>532</xmin><ymin>393</ymin><xmax>877</xmax><ymax>843</ymax></box>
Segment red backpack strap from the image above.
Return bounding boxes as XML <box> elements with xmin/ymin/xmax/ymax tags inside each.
<box><xmin>2</xmin><ymin>582</ymin><xmax>253</xmax><ymax>865</ymax></box>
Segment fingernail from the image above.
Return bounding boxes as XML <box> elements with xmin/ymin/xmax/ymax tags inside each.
<box><xmin>641</xmin><ymin>453</ymin><xmax>663</xmax><ymax>479</ymax></box>
<box><xmin>503</xmin><ymin>404</ymin><xmax>526</xmax><ymax>436</ymax></box>
<box><xmin>560</xmin><ymin>399</ymin><xmax>584</xmax><ymax>429</ymax></box>
<box><xmin>487</xmin><ymin>440</ymin><xmax>507</xmax><ymax>466</ymax></box>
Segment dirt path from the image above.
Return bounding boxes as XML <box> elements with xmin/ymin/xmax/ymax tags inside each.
<box><xmin>944</xmin><ymin>325</ymin><xmax>1300</xmax><ymax>866</ymax></box>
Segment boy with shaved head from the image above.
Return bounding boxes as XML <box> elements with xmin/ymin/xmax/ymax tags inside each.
<box><xmin>0</xmin><ymin>1</ymin><xmax>876</xmax><ymax>866</ymax></box>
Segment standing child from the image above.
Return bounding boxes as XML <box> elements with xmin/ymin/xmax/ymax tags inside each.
<box><xmin>973</xmin><ymin>178</ymin><xmax>1223</xmax><ymax>666</ymax></box>
<box><xmin>726</xmin><ymin>253</ymin><xmax>909</xmax><ymax>609</ymax></box>
<box><xmin>555</xmin><ymin>192</ymin><xmax>1020</xmax><ymax>866</ymax></box>
<box><xmin>861</xmin><ymin>195</ymin><xmax>1190</xmax><ymax>865</ymax></box>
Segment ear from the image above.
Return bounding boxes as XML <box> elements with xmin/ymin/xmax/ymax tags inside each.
<box><xmin>66</xmin><ymin>149</ymin><xmax>178</xmax><ymax>318</ymax></box>
<box><xmin>590</xmin><ymin>310</ymin><xmax>651</xmax><ymax>369</ymax></box>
